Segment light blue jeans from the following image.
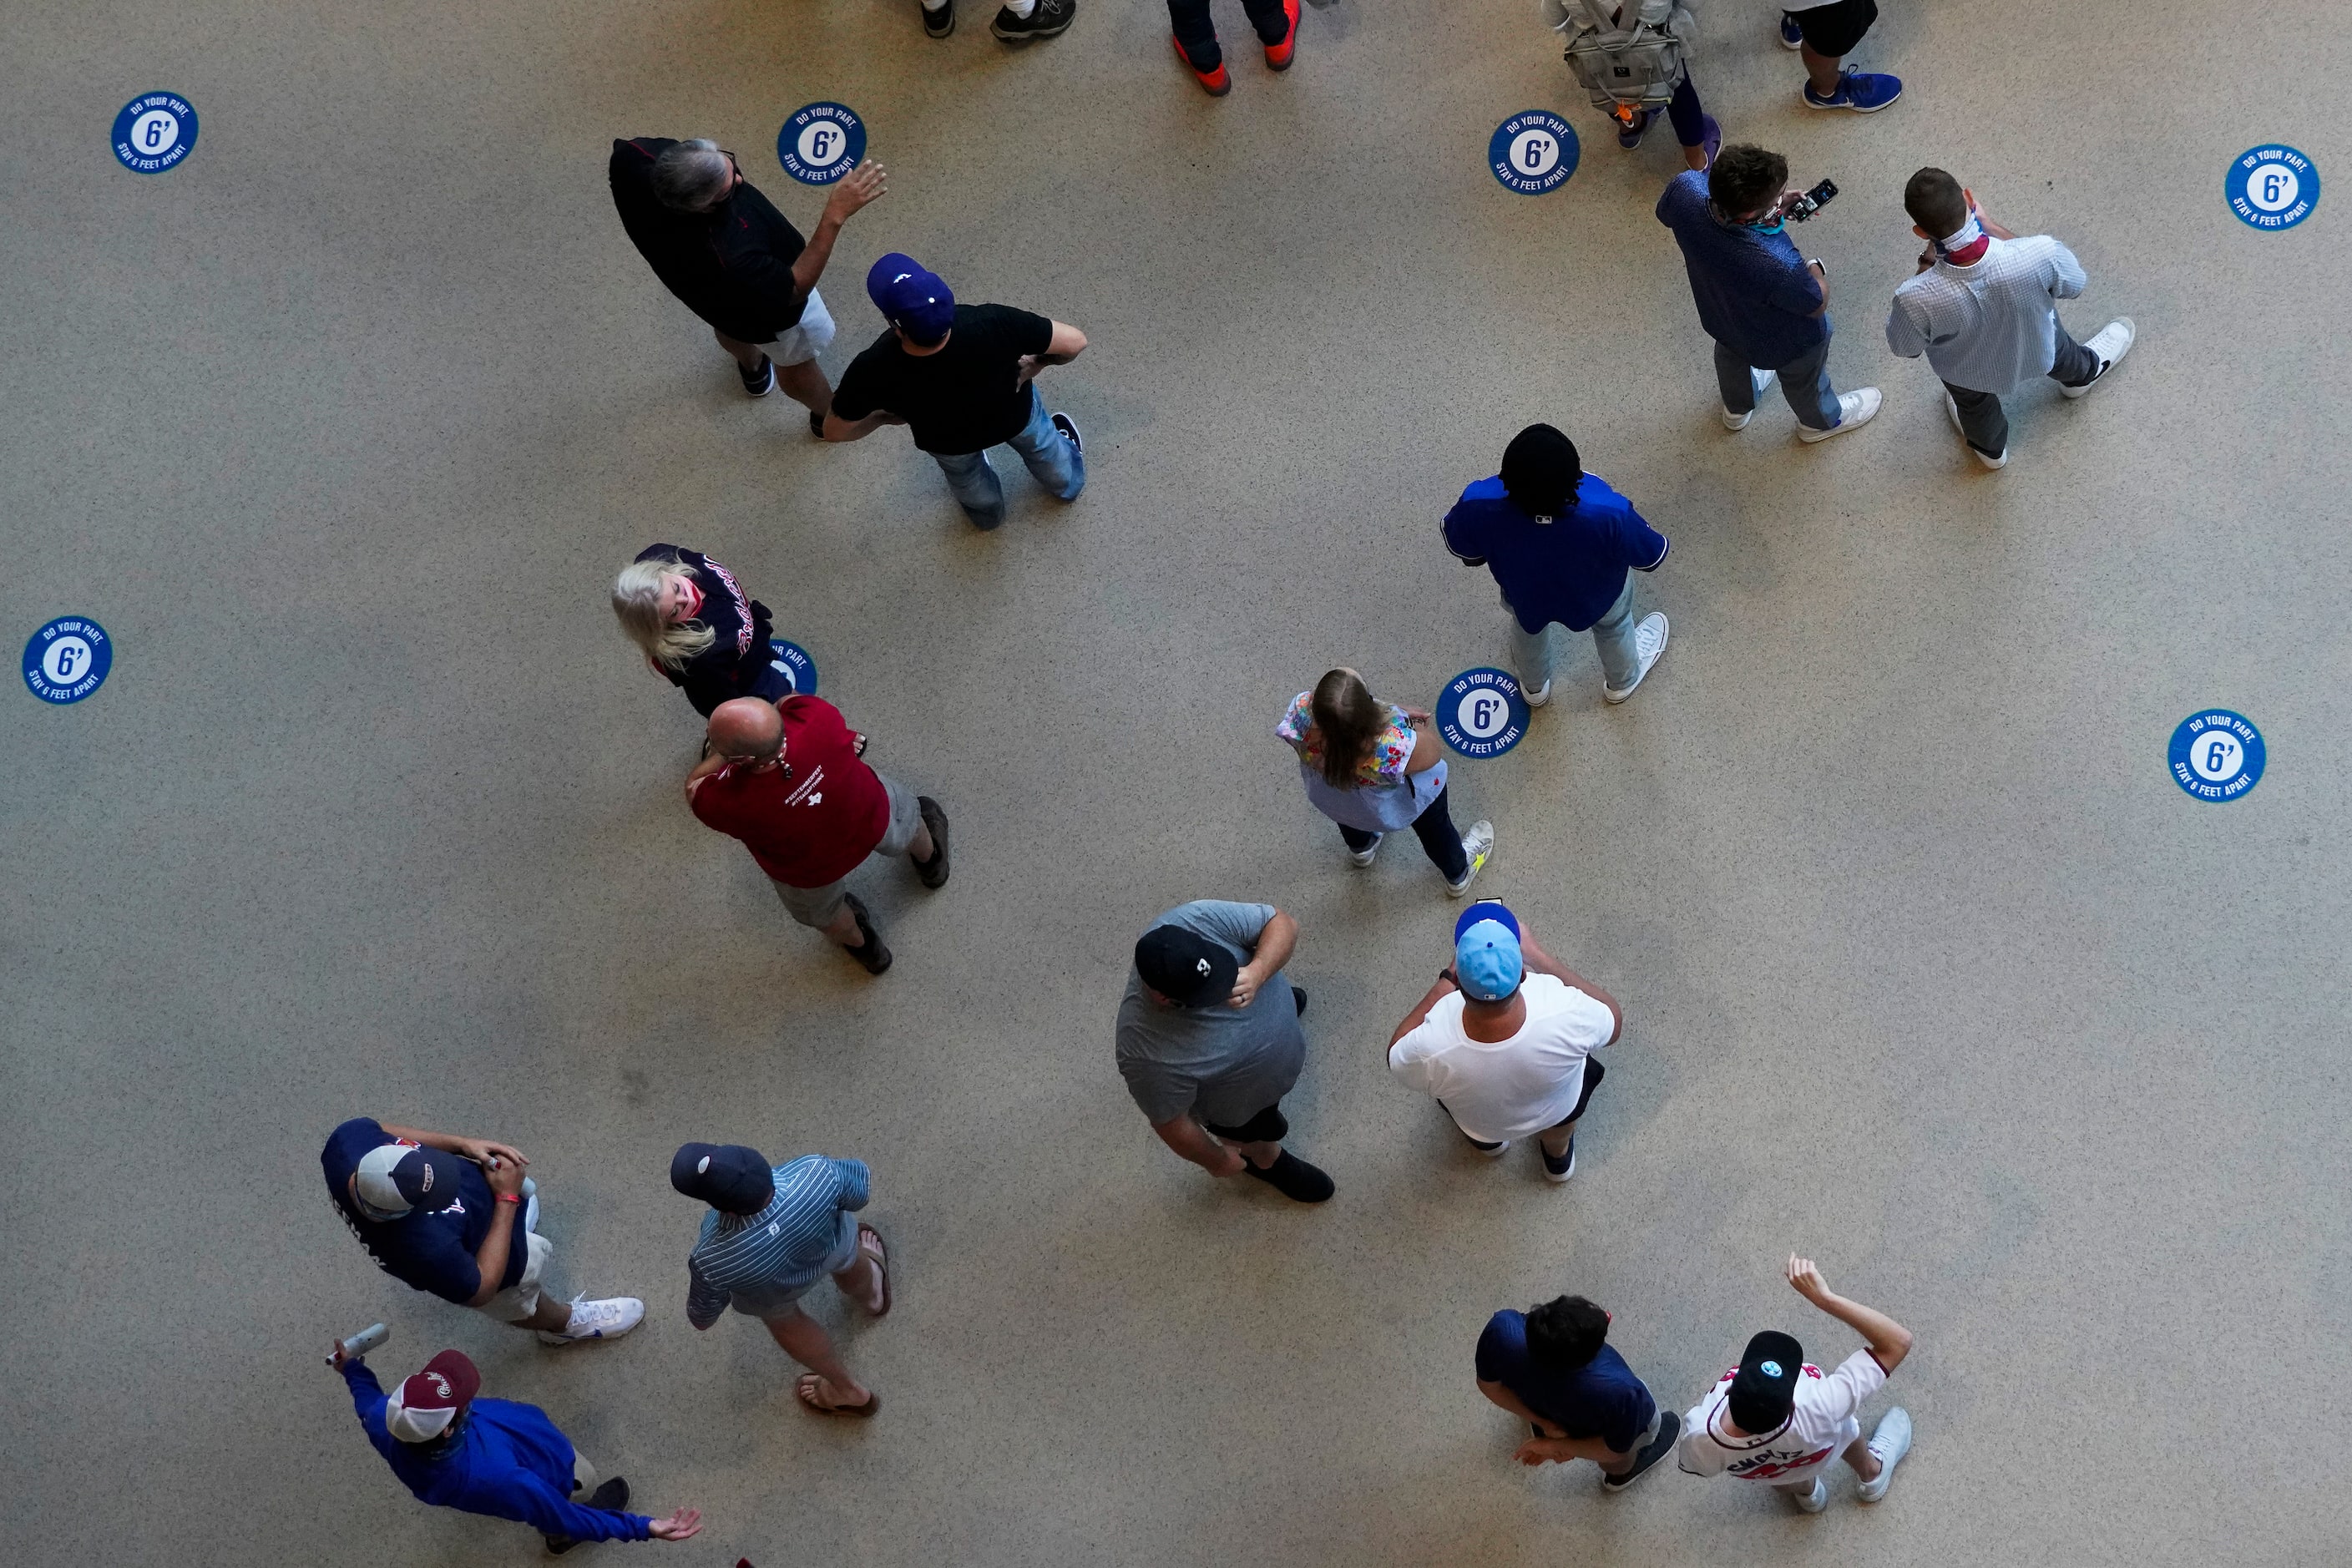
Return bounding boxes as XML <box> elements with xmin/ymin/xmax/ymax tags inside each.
<box><xmin>930</xmin><ymin>386</ymin><xmax>1084</xmax><ymax>529</ymax></box>
<box><xmin>1505</xmin><ymin>577</ymin><xmax>1639</xmax><ymax>692</ymax></box>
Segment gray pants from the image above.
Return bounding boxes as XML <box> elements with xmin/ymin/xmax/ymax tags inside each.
<box><xmin>1945</xmin><ymin>323</ymin><xmax>2100</xmax><ymax>457</ymax></box>
<box><xmin>1505</xmin><ymin>578</ymin><xmax>1638</xmax><ymax>693</ymax></box>
<box><xmin>1716</xmin><ymin>337</ymin><xmax>1840</xmax><ymax>431</ymax></box>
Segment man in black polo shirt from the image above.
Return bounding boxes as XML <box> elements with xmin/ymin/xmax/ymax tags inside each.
<box><xmin>822</xmin><ymin>252</ymin><xmax>1088</xmax><ymax>531</ymax></box>
<box><xmin>609</xmin><ymin>137</ymin><xmax>887</xmax><ymax>434</ymax></box>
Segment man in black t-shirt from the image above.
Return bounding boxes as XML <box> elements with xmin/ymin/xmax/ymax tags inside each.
<box><xmin>609</xmin><ymin>137</ymin><xmax>886</xmax><ymax>435</ymax></box>
<box><xmin>823</xmin><ymin>252</ymin><xmax>1088</xmax><ymax>531</ymax></box>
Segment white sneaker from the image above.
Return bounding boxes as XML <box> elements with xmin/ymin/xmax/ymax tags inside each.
<box><xmin>1347</xmin><ymin>833</ymin><xmax>1382</xmax><ymax>868</ymax></box>
<box><xmin>1447</xmin><ymin>821</ymin><xmax>1495</xmax><ymax>897</ymax></box>
<box><xmin>1945</xmin><ymin>393</ymin><xmax>2007</xmax><ymax>468</ymax></box>
<box><xmin>1603</xmin><ymin>614</ymin><xmax>1668</xmax><ymax>704</ymax></box>
<box><xmin>1789</xmin><ymin>1475</ymin><xmax>1828</xmax><ymax>1513</ymax></box>
<box><xmin>1521</xmin><ymin>679</ymin><xmax>1552</xmax><ymax>708</ymax></box>
<box><xmin>2061</xmin><ymin>317</ymin><xmax>2137</xmax><ymax>398</ymax></box>
<box><xmin>1796</xmin><ymin>387</ymin><xmax>1881</xmax><ymax>443</ymax></box>
<box><xmin>1722</xmin><ymin>367</ymin><xmax>1778</xmax><ymax>430</ymax></box>
<box><xmin>1855</xmin><ymin>1407</ymin><xmax>1912</xmax><ymax>1501</ymax></box>
<box><xmin>536</xmin><ymin>1296</ymin><xmax>645</xmax><ymax>1347</ymax></box>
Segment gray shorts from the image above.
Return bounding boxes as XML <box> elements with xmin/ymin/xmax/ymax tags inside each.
<box><xmin>771</xmin><ymin>772</ymin><xmax>921</xmax><ymax>928</ymax></box>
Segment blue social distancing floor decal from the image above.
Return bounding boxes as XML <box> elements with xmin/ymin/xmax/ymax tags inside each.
<box><xmin>770</xmin><ymin>639</ymin><xmax>817</xmax><ymax>695</ymax></box>
<box><xmin>1490</xmin><ymin>111</ymin><xmax>1578</xmax><ymax>195</ymax></box>
<box><xmin>24</xmin><ymin>617</ymin><xmax>113</xmax><ymax>704</ymax></box>
<box><xmin>114</xmin><ymin>93</ymin><xmax>197</xmax><ymax>174</ymax></box>
<box><xmin>779</xmin><ymin>104</ymin><xmax>865</xmax><ymax>185</ymax></box>
<box><xmin>2227</xmin><ymin>146</ymin><xmax>2318</xmax><ymax>230</ymax></box>
<box><xmin>1438</xmin><ymin>668</ymin><xmax>1530</xmax><ymax>758</ymax></box>
<box><xmin>2168</xmin><ymin>710</ymin><xmax>2264</xmax><ymax>802</ymax></box>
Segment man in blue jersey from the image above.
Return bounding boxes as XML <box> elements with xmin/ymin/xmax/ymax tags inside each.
<box><xmin>1443</xmin><ymin>424</ymin><xmax>1672</xmax><ymax>708</ymax></box>
<box><xmin>1476</xmin><ymin>1294</ymin><xmax>1682</xmax><ymax>1491</ymax></box>
<box><xmin>671</xmin><ymin>1142</ymin><xmax>893</xmax><ymax>1418</ymax></box>
<box><xmin>331</xmin><ymin>1342</ymin><xmax>703</xmax><ymax>1551</ymax></box>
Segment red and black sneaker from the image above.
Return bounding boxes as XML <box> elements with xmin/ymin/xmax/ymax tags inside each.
<box><xmin>1264</xmin><ymin>0</ymin><xmax>1300</xmax><ymax>70</ymax></box>
<box><xmin>1172</xmin><ymin>34</ymin><xmax>1231</xmax><ymax>95</ymax></box>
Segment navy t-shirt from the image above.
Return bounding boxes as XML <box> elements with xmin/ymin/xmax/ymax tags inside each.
<box><xmin>1443</xmin><ymin>473</ymin><xmax>1668</xmax><ymax>634</ymax></box>
<box><xmin>1655</xmin><ymin>169</ymin><xmax>1829</xmax><ymax>368</ymax></box>
<box><xmin>321</xmin><ymin>1118</ymin><xmax>522</xmax><ymax>1305</ymax></box>
<box><xmin>1475</xmin><ymin>1309</ymin><xmax>1657</xmax><ymax>1453</ymax></box>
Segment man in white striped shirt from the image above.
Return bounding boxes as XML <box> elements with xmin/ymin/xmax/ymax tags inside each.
<box><xmin>671</xmin><ymin>1143</ymin><xmax>891</xmax><ymax>1418</ymax></box>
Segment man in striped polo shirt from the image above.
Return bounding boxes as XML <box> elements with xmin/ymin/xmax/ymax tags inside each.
<box><xmin>671</xmin><ymin>1142</ymin><xmax>892</xmax><ymax>1417</ymax></box>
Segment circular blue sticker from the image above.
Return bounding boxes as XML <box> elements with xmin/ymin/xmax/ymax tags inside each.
<box><xmin>1489</xmin><ymin>111</ymin><xmax>1578</xmax><ymax>195</ymax></box>
<box><xmin>113</xmin><ymin>93</ymin><xmax>198</xmax><ymax>174</ymax></box>
<box><xmin>2226</xmin><ymin>145</ymin><xmax>2319</xmax><ymax>230</ymax></box>
<box><xmin>769</xmin><ymin>638</ymin><xmax>817</xmax><ymax>695</ymax></box>
<box><xmin>23</xmin><ymin>617</ymin><xmax>113</xmax><ymax>704</ymax></box>
<box><xmin>778</xmin><ymin>104</ymin><xmax>865</xmax><ymax>185</ymax></box>
<box><xmin>1437</xmin><ymin>667</ymin><xmax>1531</xmax><ymax>758</ymax></box>
<box><xmin>2168</xmin><ymin>710</ymin><xmax>2265</xmax><ymax>802</ymax></box>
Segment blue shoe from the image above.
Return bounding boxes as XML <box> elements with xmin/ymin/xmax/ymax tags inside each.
<box><xmin>1778</xmin><ymin>10</ymin><xmax>1803</xmax><ymax>48</ymax></box>
<box><xmin>1803</xmin><ymin>68</ymin><xmax>1902</xmax><ymax>111</ymax></box>
<box><xmin>1616</xmin><ymin>109</ymin><xmax>1651</xmax><ymax>149</ymax></box>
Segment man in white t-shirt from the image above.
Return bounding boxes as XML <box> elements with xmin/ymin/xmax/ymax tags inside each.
<box><xmin>1385</xmin><ymin>901</ymin><xmax>1620</xmax><ymax>1183</ymax></box>
<box><xmin>1677</xmin><ymin>1254</ymin><xmax>1914</xmax><ymax>1512</ymax></box>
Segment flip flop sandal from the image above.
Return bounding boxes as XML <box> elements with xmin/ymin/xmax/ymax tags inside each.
<box><xmin>857</xmin><ymin>1223</ymin><xmax>892</xmax><ymax>1318</ymax></box>
<box><xmin>796</xmin><ymin>1373</ymin><xmax>880</xmax><ymax>1418</ymax></box>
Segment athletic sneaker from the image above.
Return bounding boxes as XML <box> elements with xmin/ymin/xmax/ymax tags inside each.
<box><xmin>2061</xmin><ymin>318</ymin><xmax>2137</xmax><ymax>398</ymax></box>
<box><xmin>1347</xmin><ymin>833</ymin><xmax>1382</xmax><ymax>867</ymax></box>
<box><xmin>1241</xmin><ymin>1149</ymin><xmax>1335</xmax><ymax>1203</ymax></box>
<box><xmin>1855</xmin><ymin>1407</ymin><xmax>1912</xmax><ymax>1501</ymax></box>
<box><xmin>546</xmin><ymin>1479</ymin><xmax>632</xmax><ymax>1553</ymax></box>
<box><xmin>1522</xmin><ymin>679</ymin><xmax>1552</xmax><ymax>708</ymax></box>
<box><xmin>1778</xmin><ymin>9</ymin><xmax>1803</xmax><ymax>48</ymax></box>
<box><xmin>1616</xmin><ymin>109</ymin><xmax>1651</xmax><ymax>150</ymax></box>
<box><xmin>1540</xmin><ymin>1136</ymin><xmax>1576</xmax><ymax>1182</ymax></box>
<box><xmin>1264</xmin><ymin>0</ymin><xmax>1300</xmax><ymax>69</ymax></box>
<box><xmin>1789</xmin><ymin>1475</ymin><xmax>1828</xmax><ymax>1512</ymax></box>
<box><xmin>535</xmin><ymin>1296</ymin><xmax>645</xmax><ymax>1347</ymax></box>
<box><xmin>1697</xmin><ymin>113</ymin><xmax>1722</xmax><ymax>169</ymax></box>
<box><xmin>740</xmin><ymin>355</ymin><xmax>776</xmax><ymax>397</ymax></box>
<box><xmin>1945</xmin><ymin>393</ymin><xmax>2007</xmax><ymax>468</ymax></box>
<box><xmin>1722</xmin><ymin>367</ymin><xmax>1778</xmax><ymax>430</ymax></box>
<box><xmin>914</xmin><ymin>797</ymin><xmax>951</xmax><ymax>888</ymax></box>
<box><xmin>1446</xmin><ymin>821</ymin><xmax>1495</xmax><ymax>898</ymax></box>
<box><xmin>1601</xmin><ymin>1411</ymin><xmax>1682</xmax><ymax>1491</ymax></box>
<box><xmin>1464</xmin><ymin>1129</ymin><xmax>1510</xmax><ymax>1158</ymax></box>
<box><xmin>1050</xmin><ymin>410</ymin><xmax>1082</xmax><ymax>456</ymax></box>
<box><xmin>1173</xmin><ymin>34</ymin><xmax>1231</xmax><ymax>94</ymax></box>
<box><xmin>1803</xmin><ymin>68</ymin><xmax>1903</xmax><ymax>111</ymax></box>
<box><xmin>842</xmin><ymin>892</ymin><xmax>893</xmax><ymax>975</ymax></box>
<box><xmin>808</xmin><ymin>408</ymin><xmax>826</xmax><ymax>438</ymax></box>
<box><xmin>1796</xmin><ymin>387</ymin><xmax>1882</xmax><ymax>443</ymax></box>
<box><xmin>993</xmin><ymin>0</ymin><xmax>1075</xmax><ymax>39</ymax></box>
<box><xmin>923</xmin><ymin>0</ymin><xmax>955</xmax><ymax>36</ymax></box>
<box><xmin>1603</xmin><ymin>614</ymin><xmax>1668</xmax><ymax>704</ymax></box>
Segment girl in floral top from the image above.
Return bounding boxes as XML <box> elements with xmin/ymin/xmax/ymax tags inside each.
<box><xmin>1276</xmin><ymin>668</ymin><xmax>1495</xmax><ymax>896</ymax></box>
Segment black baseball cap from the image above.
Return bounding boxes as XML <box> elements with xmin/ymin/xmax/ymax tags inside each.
<box><xmin>1134</xmin><ymin>924</ymin><xmax>1238</xmax><ymax>1007</ymax></box>
<box><xmin>1727</xmin><ymin>1330</ymin><xmax>1804</xmax><ymax>1431</ymax></box>
<box><xmin>670</xmin><ymin>1143</ymin><xmax>776</xmax><ymax>1213</ymax></box>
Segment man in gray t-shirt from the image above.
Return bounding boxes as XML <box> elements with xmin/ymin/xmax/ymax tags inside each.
<box><xmin>1115</xmin><ymin>900</ymin><xmax>1333</xmax><ymax>1203</ymax></box>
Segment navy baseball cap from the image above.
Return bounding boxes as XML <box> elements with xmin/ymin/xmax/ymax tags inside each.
<box><xmin>867</xmin><ymin>252</ymin><xmax>955</xmax><ymax>344</ymax></box>
<box><xmin>670</xmin><ymin>1143</ymin><xmax>776</xmax><ymax>1214</ymax></box>
<box><xmin>1135</xmin><ymin>924</ymin><xmax>1237</xmax><ymax>1008</ymax></box>
<box><xmin>1727</xmin><ymin>1330</ymin><xmax>1804</xmax><ymax>1431</ymax></box>
<box><xmin>1453</xmin><ymin>900</ymin><xmax>1525</xmax><ymax>1002</ymax></box>
<box><xmin>354</xmin><ymin>1141</ymin><xmax>467</xmax><ymax>1216</ymax></box>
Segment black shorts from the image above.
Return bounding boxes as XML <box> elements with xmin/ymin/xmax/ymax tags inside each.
<box><xmin>1201</xmin><ymin>1103</ymin><xmax>1288</xmax><ymax>1144</ymax></box>
<box><xmin>1793</xmin><ymin>0</ymin><xmax>1877</xmax><ymax>57</ymax></box>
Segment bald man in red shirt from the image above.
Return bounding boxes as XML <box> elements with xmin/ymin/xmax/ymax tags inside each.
<box><xmin>686</xmin><ymin>696</ymin><xmax>949</xmax><ymax>974</ymax></box>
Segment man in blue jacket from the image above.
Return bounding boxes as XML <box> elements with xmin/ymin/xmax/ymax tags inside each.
<box><xmin>1443</xmin><ymin>424</ymin><xmax>1671</xmax><ymax>708</ymax></box>
<box><xmin>332</xmin><ymin>1342</ymin><xmax>703</xmax><ymax>1551</ymax></box>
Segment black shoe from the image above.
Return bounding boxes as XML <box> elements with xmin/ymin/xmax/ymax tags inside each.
<box><xmin>740</xmin><ymin>355</ymin><xmax>776</xmax><ymax>397</ymax></box>
<box><xmin>923</xmin><ymin>0</ymin><xmax>955</xmax><ymax>35</ymax></box>
<box><xmin>547</xmin><ymin>1479</ymin><xmax>630</xmax><ymax>1552</ymax></box>
<box><xmin>1291</xmin><ymin>985</ymin><xmax>1308</xmax><ymax>1017</ymax></box>
<box><xmin>1050</xmin><ymin>410</ymin><xmax>1082</xmax><ymax>455</ymax></box>
<box><xmin>1601</xmin><ymin>1413</ymin><xmax>1679</xmax><ymax>1492</ymax></box>
<box><xmin>842</xmin><ymin>893</ymin><xmax>893</xmax><ymax>974</ymax></box>
<box><xmin>809</xmin><ymin>407</ymin><xmax>827</xmax><ymax>438</ymax></box>
<box><xmin>992</xmin><ymin>0</ymin><xmax>1074</xmax><ymax>41</ymax></box>
<box><xmin>1241</xmin><ymin>1149</ymin><xmax>1333</xmax><ymax>1203</ymax></box>
<box><xmin>913</xmin><ymin>796</ymin><xmax>951</xmax><ymax>889</ymax></box>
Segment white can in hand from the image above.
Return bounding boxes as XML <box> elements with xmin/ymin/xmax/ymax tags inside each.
<box><xmin>331</xmin><ymin>1323</ymin><xmax>390</xmax><ymax>1365</ymax></box>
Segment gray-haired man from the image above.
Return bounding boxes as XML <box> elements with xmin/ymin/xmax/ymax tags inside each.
<box><xmin>609</xmin><ymin>137</ymin><xmax>887</xmax><ymax>432</ymax></box>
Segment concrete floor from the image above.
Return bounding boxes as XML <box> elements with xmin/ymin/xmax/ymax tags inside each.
<box><xmin>6</xmin><ymin>0</ymin><xmax>2349</xmax><ymax>1563</ymax></box>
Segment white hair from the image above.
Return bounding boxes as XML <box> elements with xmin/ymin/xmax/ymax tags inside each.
<box><xmin>650</xmin><ymin>139</ymin><xmax>731</xmax><ymax>210</ymax></box>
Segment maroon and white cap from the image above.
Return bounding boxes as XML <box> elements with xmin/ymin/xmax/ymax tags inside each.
<box><xmin>384</xmin><ymin>1349</ymin><xmax>481</xmax><ymax>1443</ymax></box>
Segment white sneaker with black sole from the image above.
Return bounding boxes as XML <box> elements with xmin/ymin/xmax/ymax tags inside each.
<box><xmin>536</xmin><ymin>1296</ymin><xmax>645</xmax><ymax>1347</ymax></box>
<box><xmin>1446</xmin><ymin>821</ymin><xmax>1495</xmax><ymax>897</ymax></box>
<box><xmin>1796</xmin><ymin>387</ymin><xmax>1881</xmax><ymax>443</ymax></box>
<box><xmin>2061</xmin><ymin>318</ymin><xmax>2136</xmax><ymax>398</ymax></box>
<box><xmin>992</xmin><ymin>0</ymin><xmax>1075</xmax><ymax>40</ymax></box>
<box><xmin>1945</xmin><ymin>393</ymin><xmax>2008</xmax><ymax>468</ymax></box>
<box><xmin>1602</xmin><ymin>614</ymin><xmax>1667</xmax><ymax>704</ymax></box>
<box><xmin>1854</xmin><ymin>1407</ymin><xmax>1912</xmax><ymax>1501</ymax></box>
<box><xmin>1722</xmin><ymin>367</ymin><xmax>1778</xmax><ymax>430</ymax></box>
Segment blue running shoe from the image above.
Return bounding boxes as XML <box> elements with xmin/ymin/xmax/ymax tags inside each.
<box><xmin>1778</xmin><ymin>10</ymin><xmax>1803</xmax><ymax>48</ymax></box>
<box><xmin>1803</xmin><ymin>68</ymin><xmax>1903</xmax><ymax>111</ymax></box>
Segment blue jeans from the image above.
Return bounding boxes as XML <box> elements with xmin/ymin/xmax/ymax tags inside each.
<box><xmin>1506</xmin><ymin>577</ymin><xmax>1638</xmax><ymax>693</ymax></box>
<box><xmin>1716</xmin><ymin>336</ymin><xmax>1840</xmax><ymax>431</ymax></box>
<box><xmin>930</xmin><ymin>386</ymin><xmax>1084</xmax><ymax>530</ymax></box>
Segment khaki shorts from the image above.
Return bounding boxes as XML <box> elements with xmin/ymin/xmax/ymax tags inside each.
<box><xmin>477</xmin><ymin>1228</ymin><xmax>553</xmax><ymax>1323</ymax></box>
<box><xmin>771</xmin><ymin>773</ymin><xmax>921</xmax><ymax>928</ymax></box>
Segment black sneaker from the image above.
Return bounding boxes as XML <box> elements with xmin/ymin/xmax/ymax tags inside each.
<box><xmin>913</xmin><ymin>796</ymin><xmax>951</xmax><ymax>889</ymax></box>
<box><xmin>1540</xmin><ymin>1136</ymin><xmax>1576</xmax><ymax>1183</ymax></box>
<box><xmin>809</xmin><ymin>407</ymin><xmax>827</xmax><ymax>438</ymax></box>
<box><xmin>923</xmin><ymin>0</ymin><xmax>955</xmax><ymax>36</ymax></box>
<box><xmin>1601</xmin><ymin>1413</ymin><xmax>1679</xmax><ymax>1493</ymax></box>
<box><xmin>992</xmin><ymin>0</ymin><xmax>1074</xmax><ymax>41</ymax></box>
<box><xmin>842</xmin><ymin>893</ymin><xmax>893</xmax><ymax>975</ymax></box>
<box><xmin>546</xmin><ymin>1479</ymin><xmax>631</xmax><ymax>1552</ymax></box>
<box><xmin>1290</xmin><ymin>985</ymin><xmax>1307</xmax><ymax>1017</ymax></box>
<box><xmin>1241</xmin><ymin>1149</ymin><xmax>1334</xmax><ymax>1203</ymax></box>
<box><xmin>740</xmin><ymin>355</ymin><xmax>776</xmax><ymax>397</ymax></box>
<box><xmin>1050</xmin><ymin>411</ymin><xmax>1082</xmax><ymax>455</ymax></box>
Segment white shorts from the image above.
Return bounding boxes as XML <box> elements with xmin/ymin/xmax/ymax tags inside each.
<box><xmin>769</xmin><ymin>289</ymin><xmax>836</xmax><ymax>367</ymax></box>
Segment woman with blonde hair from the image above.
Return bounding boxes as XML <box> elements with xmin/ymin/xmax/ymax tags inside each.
<box><xmin>1276</xmin><ymin>668</ymin><xmax>1495</xmax><ymax>896</ymax></box>
<box><xmin>611</xmin><ymin>544</ymin><xmax>794</xmax><ymax>717</ymax></box>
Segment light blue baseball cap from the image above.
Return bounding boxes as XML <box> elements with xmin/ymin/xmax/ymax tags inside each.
<box><xmin>1453</xmin><ymin>900</ymin><xmax>1523</xmax><ymax>1002</ymax></box>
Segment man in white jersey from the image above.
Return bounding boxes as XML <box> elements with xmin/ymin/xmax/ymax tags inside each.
<box><xmin>1677</xmin><ymin>1254</ymin><xmax>1914</xmax><ymax>1511</ymax></box>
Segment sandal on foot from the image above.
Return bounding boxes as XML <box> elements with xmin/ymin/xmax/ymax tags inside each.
<box><xmin>857</xmin><ymin>1223</ymin><xmax>892</xmax><ymax>1318</ymax></box>
<box><xmin>795</xmin><ymin>1373</ymin><xmax>880</xmax><ymax>1418</ymax></box>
